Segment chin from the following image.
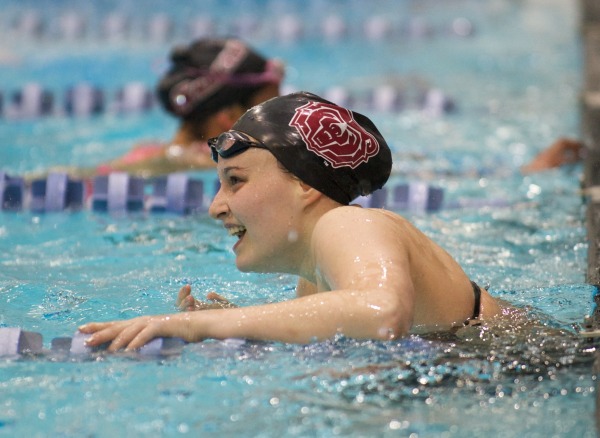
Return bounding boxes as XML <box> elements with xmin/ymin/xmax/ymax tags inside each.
<box><xmin>235</xmin><ymin>257</ymin><xmax>257</xmax><ymax>273</ymax></box>
<box><xmin>235</xmin><ymin>257</ymin><xmax>272</xmax><ymax>274</ymax></box>
<box><xmin>235</xmin><ymin>260</ymin><xmax>249</xmax><ymax>272</ymax></box>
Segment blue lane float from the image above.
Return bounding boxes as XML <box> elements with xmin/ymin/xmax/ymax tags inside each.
<box><xmin>2</xmin><ymin>81</ymin><xmax>156</xmax><ymax>119</ymax></box>
<box><xmin>0</xmin><ymin>173</ymin><xmax>24</xmax><ymax>211</ymax></box>
<box><xmin>0</xmin><ymin>327</ymin><xmax>185</xmax><ymax>358</ymax></box>
<box><xmin>30</xmin><ymin>172</ymin><xmax>85</xmax><ymax>212</ymax></box>
<box><xmin>2</xmin><ymin>83</ymin><xmax>54</xmax><ymax>119</ymax></box>
<box><xmin>1</xmin><ymin>81</ymin><xmax>455</xmax><ymax>119</ymax></box>
<box><xmin>0</xmin><ymin>328</ymin><xmax>43</xmax><ymax>357</ymax></box>
<box><xmin>64</xmin><ymin>83</ymin><xmax>105</xmax><ymax>117</ymax></box>
<box><xmin>0</xmin><ymin>171</ymin><xmax>446</xmax><ymax>215</ymax></box>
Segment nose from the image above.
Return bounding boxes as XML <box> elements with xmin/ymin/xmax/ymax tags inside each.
<box><xmin>208</xmin><ymin>185</ymin><xmax>228</xmax><ymax>220</ymax></box>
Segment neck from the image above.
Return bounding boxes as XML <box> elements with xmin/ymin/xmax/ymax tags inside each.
<box><xmin>294</xmin><ymin>198</ymin><xmax>342</xmax><ymax>283</ymax></box>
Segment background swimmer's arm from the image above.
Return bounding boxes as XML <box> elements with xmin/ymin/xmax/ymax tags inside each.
<box><xmin>521</xmin><ymin>137</ymin><xmax>584</xmax><ymax>173</ymax></box>
<box><xmin>104</xmin><ymin>145</ymin><xmax>215</xmax><ymax>176</ymax></box>
<box><xmin>24</xmin><ymin>165</ymin><xmax>97</xmax><ymax>182</ymax></box>
<box><xmin>169</xmin><ymin>144</ymin><xmax>215</xmax><ymax>169</ymax></box>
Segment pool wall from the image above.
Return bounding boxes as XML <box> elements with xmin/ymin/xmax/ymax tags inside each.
<box><xmin>581</xmin><ymin>0</ymin><xmax>600</xmax><ymax>434</ymax></box>
<box><xmin>583</xmin><ymin>0</ymin><xmax>600</xmax><ymax>320</ymax></box>
<box><xmin>583</xmin><ymin>0</ymin><xmax>600</xmax><ymax>287</ymax></box>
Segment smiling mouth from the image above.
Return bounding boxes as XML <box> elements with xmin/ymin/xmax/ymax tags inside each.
<box><xmin>228</xmin><ymin>225</ymin><xmax>246</xmax><ymax>239</ymax></box>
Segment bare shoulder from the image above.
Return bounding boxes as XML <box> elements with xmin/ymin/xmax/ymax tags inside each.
<box><xmin>315</xmin><ymin>206</ymin><xmax>413</xmax><ymax>236</ymax></box>
<box><xmin>317</xmin><ymin>205</ymin><xmax>404</xmax><ymax>225</ymax></box>
<box><xmin>314</xmin><ymin>206</ymin><xmax>451</xmax><ymax>272</ymax></box>
<box><xmin>313</xmin><ymin>206</ymin><xmax>415</xmax><ymax>248</ymax></box>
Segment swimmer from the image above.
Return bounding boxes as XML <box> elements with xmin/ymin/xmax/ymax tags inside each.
<box><xmin>39</xmin><ymin>38</ymin><xmax>283</xmax><ymax>179</ymax></box>
<box><xmin>79</xmin><ymin>92</ymin><xmax>502</xmax><ymax>350</ymax></box>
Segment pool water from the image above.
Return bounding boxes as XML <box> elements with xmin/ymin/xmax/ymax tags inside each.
<box><xmin>0</xmin><ymin>0</ymin><xmax>596</xmax><ymax>436</ymax></box>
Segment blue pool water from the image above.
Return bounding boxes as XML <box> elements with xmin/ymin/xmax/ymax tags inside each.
<box><xmin>0</xmin><ymin>0</ymin><xmax>596</xmax><ymax>436</ymax></box>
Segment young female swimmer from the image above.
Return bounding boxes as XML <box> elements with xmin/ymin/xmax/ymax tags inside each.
<box><xmin>79</xmin><ymin>92</ymin><xmax>502</xmax><ymax>350</ymax></box>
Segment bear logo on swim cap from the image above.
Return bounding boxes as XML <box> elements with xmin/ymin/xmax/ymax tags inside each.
<box><xmin>289</xmin><ymin>101</ymin><xmax>380</xmax><ymax>169</ymax></box>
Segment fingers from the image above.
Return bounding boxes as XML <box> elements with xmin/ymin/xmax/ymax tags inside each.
<box><xmin>79</xmin><ymin>321</ymin><xmax>127</xmax><ymax>349</ymax></box>
<box><xmin>206</xmin><ymin>292</ymin><xmax>228</xmax><ymax>303</ymax></box>
<box><xmin>176</xmin><ymin>285</ymin><xmax>236</xmax><ymax>311</ymax></box>
<box><xmin>176</xmin><ymin>284</ymin><xmax>211</xmax><ymax>311</ymax></box>
<box><xmin>177</xmin><ymin>285</ymin><xmax>199</xmax><ymax>311</ymax></box>
<box><xmin>176</xmin><ymin>284</ymin><xmax>192</xmax><ymax>307</ymax></box>
<box><xmin>79</xmin><ymin>317</ymin><xmax>154</xmax><ymax>352</ymax></box>
<box><xmin>178</xmin><ymin>295</ymin><xmax>197</xmax><ymax>312</ymax></box>
<box><xmin>110</xmin><ymin>321</ymin><xmax>155</xmax><ymax>352</ymax></box>
<box><xmin>206</xmin><ymin>292</ymin><xmax>237</xmax><ymax>308</ymax></box>
<box><xmin>190</xmin><ymin>294</ymin><xmax>236</xmax><ymax>310</ymax></box>
<box><xmin>78</xmin><ymin>322</ymin><xmax>111</xmax><ymax>334</ymax></box>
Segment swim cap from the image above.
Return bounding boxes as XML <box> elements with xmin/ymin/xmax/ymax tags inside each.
<box><xmin>157</xmin><ymin>38</ymin><xmax>283</xmax><ymax>121</ymax></box>
<box><xmin>231</xmin><ymin>91</ymin><xmax>392</xmax><ymax>204</ymax></box>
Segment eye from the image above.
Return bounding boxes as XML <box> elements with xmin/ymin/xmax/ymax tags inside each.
<box><xmin>226</xmin><ymin>174</ymin><xmax>245</xmax><ymax>188</ymax></box>
<box><xmin>219</xmin><ymin>167</ymin><xmax>247</xmax><ymax>190</ymax></box>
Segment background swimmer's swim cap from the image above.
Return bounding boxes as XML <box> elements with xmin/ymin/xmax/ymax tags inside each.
<box><xmin>232</xmin><ymin>91</ymin><xmax>392</xmax><ymax>204</ymax></box>
<box><xmin>157</xmin><ymin>38</ymin><xmax>281</xmax><ymax>122</ymax></box>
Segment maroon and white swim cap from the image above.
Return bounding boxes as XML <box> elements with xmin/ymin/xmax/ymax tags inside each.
<box><xmin>232</xmin><ymin>91</ymin><xmax>392</xmax><ymax>204</ymax></box>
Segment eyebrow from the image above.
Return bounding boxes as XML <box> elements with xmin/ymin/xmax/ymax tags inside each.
<box><xmin>221</xmin><ymin>165</ymin><xmax>245</xmax><ymax>174</ymax></box>
<box><xmin>219</xmin><ymin>165</ymin><xmax>249</xmax><ymax>179</ymax></box>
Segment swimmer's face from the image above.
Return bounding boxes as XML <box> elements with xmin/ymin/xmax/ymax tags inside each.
<box><xmin>208</xmin><ymin>148</ymin><xmax>305</xmax><ymax>273</ymax></box>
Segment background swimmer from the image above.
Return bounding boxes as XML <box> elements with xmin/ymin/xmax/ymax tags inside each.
<box><xmin>79</xmin><ymin>92</ymin><xmax>502</xmax><ymax>350</ymax></box>
<box><xmin>39</xmin><ymin>38</ymin><xmax>283</xmax><ymax>179</ymax></box>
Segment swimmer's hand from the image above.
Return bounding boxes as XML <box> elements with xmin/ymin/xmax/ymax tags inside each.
<box><xmin>176</xmin><ymin>284</ymin><xmax>237</xmax><ymax>311</ymax></box>
<box><xmin>79</xmin><ymin>314</ymin><xmax>196</xmax><ymax>352</ymax></box>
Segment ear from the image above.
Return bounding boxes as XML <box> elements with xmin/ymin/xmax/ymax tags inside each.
<box><xmin>296</xmin><ymin>179</ymin><xmax>322</xmax><ymax>208</ymax></box>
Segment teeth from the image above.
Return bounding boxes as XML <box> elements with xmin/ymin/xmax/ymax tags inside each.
<box><xmin>228</xmin><ymin>225</ymin><xmax>246</xmax><ymax>237</ymax></box>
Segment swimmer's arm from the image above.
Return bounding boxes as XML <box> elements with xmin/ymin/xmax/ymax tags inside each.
<box><xmin>521</xmin><ymin>137</ymin><xmax>584</xmax><ymax>173</ymax></box>
<box><xmin>307</xmin><ymin>207</ymin><xmax>415</xmax><ymax>338</ymax></box>
<box><xmin>101</xmin><ymin>152</ymin><xmax>172</xmax><ymax>176</ymax></box>
<box><xmin>24</xmin><ymin>165</ymin><xmax>97</xmax><ymax>182</ymax></box>
<box><xmin>174</xmin><ymin>145</ymin><xmax>215</xmax><ymax>169</ymax></box>
<box><xmin>80</xmin><ymin>211</ymin><xmax>414</xmax><ymax>349</ymax></box>
<box><xmin>80</xmin><ymin>285</ymin><xmax>408</xmax><ymax>351</ymax></box>
<box><xmin>105</xmin><ymin>151</ymin><xmax>215</xmax><ymax>176</ymax></box>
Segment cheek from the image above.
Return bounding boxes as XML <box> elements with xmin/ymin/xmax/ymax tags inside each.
<box><xmin>231</xmin><ymin>186</ymin><xmax>276</xmax><ymax>229</ymax></box>
<box><xmin>247</xmin><ymin>187</ymin><xmax>297</xmax><ymax>238</ymax></box>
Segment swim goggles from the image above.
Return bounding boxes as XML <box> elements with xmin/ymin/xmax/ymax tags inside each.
<box><xmin>208</xmin><ymin>130</ymin><xmax>268</xmax><ymax>162</ymax></box>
